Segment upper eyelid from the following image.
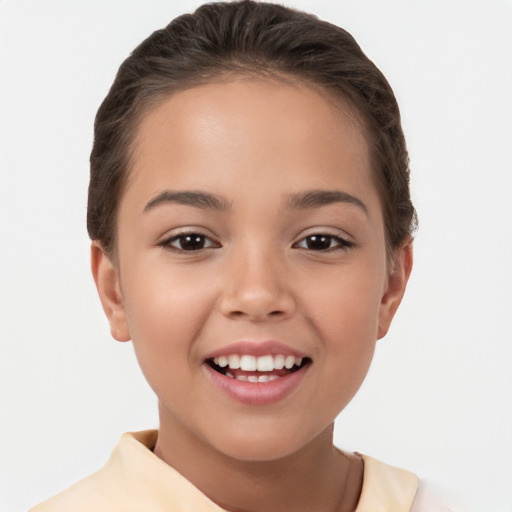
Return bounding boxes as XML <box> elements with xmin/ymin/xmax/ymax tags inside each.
<box><xmin>292</xmin><ymin>227</ymin><xmax>358</xmax><ymax>252</ymax></box>
<box><xmin>156</xmin><ymin>227</ymin><xmax>355</xmax><ymax>246</ymax></box>
<box><xmin>294</xmin><ymin>227</ymin><xmax>354</xmax><ymax>242</ymax></box>
<box><xmin>294</xmin><ymin>234</ymin><xmax>354</xmax><ymax>248</ymax></box>
<box><xmin>159</xmin><ymin>226</ymin><xmax>216</xmax><ymax>240</ymax></box>
<box><xmin>158</xmin><ymin>228</ymin><xmax>220</xmax><ymax>247</ymax></box>
<box><xmin>159</xmin><ymin>233</ymin><xmax>221</xmax><ymax>254</ymax></box>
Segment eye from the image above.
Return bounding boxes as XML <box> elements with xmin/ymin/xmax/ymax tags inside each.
<box><xmin>294</xmin><ymin>234</ymin><xmax>354</xmax><ymax>251</ymax></box>
<box><xmin>161</xmin><ymin>232</ymin><xmax>219</xmax><ymax>251</ymax></box>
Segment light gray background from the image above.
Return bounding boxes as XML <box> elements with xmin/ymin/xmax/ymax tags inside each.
<box><xmin>1</xmin><ymin>1</ymin><xmax>511</xmax><ymax>511</ymax></box>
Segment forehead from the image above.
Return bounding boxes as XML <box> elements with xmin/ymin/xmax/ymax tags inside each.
<box><xmin>125</xmin><ymin>77</ymin><xmax>375</xmax><ymax>210</ymax></box>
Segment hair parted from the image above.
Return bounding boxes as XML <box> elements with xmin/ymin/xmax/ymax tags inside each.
<box><xmin>88</xmin><ymin>0</ymin><xmax>417</xmax><ymax>257</ymax></box>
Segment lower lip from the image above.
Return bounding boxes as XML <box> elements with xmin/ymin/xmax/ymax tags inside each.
<box><xmin>204</xmin><ymin>364</ymin><xmax>309</xmax><ymax>406</ymax></box>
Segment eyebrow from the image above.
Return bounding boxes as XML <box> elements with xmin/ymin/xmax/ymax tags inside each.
<box><xmin>143</xmin><ymin>190</ymin><xmax>231</xmax><ymax>213</ymax></box>
<box><xmin>286</xmin><ymin>189</ymin><xmax>368</xmax><ymax>215</ymax></box>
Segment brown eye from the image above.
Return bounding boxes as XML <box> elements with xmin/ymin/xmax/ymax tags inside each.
<box><xmin>304</xmin><ymin>235</ymin><xmax>332</xmax><ymax>250</ymax></box>
<box><xmin>295</xmin><ymin>234</ymin><xmax>354</xmax><ymax>251</ymax></box>
<box><xmin>178</xmin><ymin>234</ymin><xmax>205</xmax><ymax>250</ymax></box>
<box><xmin>164</xmin><ymin>233</ymin><xmax>217</xmax><ymax>251</ymax></box>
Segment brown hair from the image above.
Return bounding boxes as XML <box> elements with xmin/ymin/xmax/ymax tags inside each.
<box><xmin>88</xmin><ymin>0</ymin><xmax>416</xmax><ymax>256</ymax></box>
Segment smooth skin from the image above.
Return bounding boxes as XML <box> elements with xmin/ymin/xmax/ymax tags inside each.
<box><xmin>92</xmin><ymin>77</ymin><xmax>412</xmax><ymax>512</ymax></box>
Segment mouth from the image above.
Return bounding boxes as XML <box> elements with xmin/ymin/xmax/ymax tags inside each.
<box><xmin>206</xmin><ymin>354</ymin><xmax>312</xmax><ymax>383</ymax></box>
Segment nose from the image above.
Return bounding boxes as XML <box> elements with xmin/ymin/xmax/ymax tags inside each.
<box><xmin>219</xmin><ymin>245</ymin><xmax>296</xmax><ymax>322</ymax></box>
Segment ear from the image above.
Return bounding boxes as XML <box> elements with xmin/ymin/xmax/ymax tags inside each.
<box><xmin>91</xmin><ymin>242</ymin><xmax>131</xmax><ymax>342</ymax></box>
<box><xmin>377</xmin><ymin>241</ymin><xmax>413</xmax><ymax>339</ymax></box>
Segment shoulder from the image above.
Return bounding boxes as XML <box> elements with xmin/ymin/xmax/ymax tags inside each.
<box><xmin>27</xmin><ymin>433</ymin><xmax>142</xmax><ymax>511</ymax></box>
<box><xmin>27</xmin><ymin>459</ymin><xmax>131</xmax><ymax>512</ymax></box>
<box><xmin>411</xmin><ymin>480</ymin><xmax>468</xmax><ymax>512</ymax></box>
<box><xmin>29</xmin><ymin>430</ymin><xmax>225</xmax><ymax>512</ymax></box>
<box><xmin>355</xmin><ymin>454</ymin><xmax>418</xmax><ymax>511</ymax></box>
<box><xmin>356</xmin><ymin>454</ymin><xmax>467</xmax><ymax>512</ymax></box>
<box><xmin>28</xmin><ymin>431</ymin><xmax>158</xmax><ymax>512</ymax></box>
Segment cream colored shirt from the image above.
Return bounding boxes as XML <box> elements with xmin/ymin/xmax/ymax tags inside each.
<box><xmin>29</xmin><ymin>430</ymin><xmax>451</xmax><ymax>512</ymax></box>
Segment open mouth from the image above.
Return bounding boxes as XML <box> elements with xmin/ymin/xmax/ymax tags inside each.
<box><xmin>206</xmin><ymin>354</ymin><xmax>312</xmax><ymax>383</ymax></box>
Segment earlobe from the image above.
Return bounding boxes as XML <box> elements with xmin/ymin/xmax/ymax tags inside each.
<box><xmin>377</xmin><ymin>241</ymin><xmax>413</xmax><ymax>339</ymax></box>
<box><xmin>90</xmin><ymin>243</ymin><xmax>131</xmax><ymax>342</ymax></box>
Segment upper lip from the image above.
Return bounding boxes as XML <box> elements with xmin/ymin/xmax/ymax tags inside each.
<box><xmin>204</xmin><ymin>340</ymin><xmax>308</xmax><ymax>361</ymax></box>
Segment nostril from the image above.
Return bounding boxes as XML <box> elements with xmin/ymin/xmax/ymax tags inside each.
<box><xmin>224</xmin><ymin>308</ymin><xmax>287</xmax><ymax>321</ymax></box>
<box><xmin>228</xmin><ymin>310</ymin><xmax>246</xmax><ymax>319</ymax></box>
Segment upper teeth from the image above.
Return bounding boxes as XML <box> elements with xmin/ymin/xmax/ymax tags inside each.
<box><xmin>213</xmin><ymin>354</ymin><xmax>303</xmax><ymax>372</ymax></box>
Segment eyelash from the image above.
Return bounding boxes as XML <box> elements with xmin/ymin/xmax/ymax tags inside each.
<box><xmin>293</xmin><ymin>233</ymin><xmax>355</xmax><ymax>252</ymax></box>
<box><xmin>159</xmin><ymin>232</ymin><xmax>220</xmax><ymax>252</ymax></box>
<box><xmin>159</xmin><ymin>231</ymin><xmax>355</xmax><ymax>253</ymax></box>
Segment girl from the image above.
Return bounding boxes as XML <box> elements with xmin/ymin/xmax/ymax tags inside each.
<box><xmin>27</xmin><ymin>1</ymin><xmax>463</xmax><ymax>511</ymax></box>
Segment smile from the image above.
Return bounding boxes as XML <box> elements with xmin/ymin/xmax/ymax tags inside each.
<box><xmin>203</xmin><ymin>341</ymin><xmax>312</xmax><ymax>404</ymax></box>
<box><xmin>209</xmin><ymin>354</ymin><xmax>308</xmax><ymax>382</ymax></box>
<box><xmin>214</xmin><ymin>353</ymin><xmax>303</xmax><ymax>371</ymax></box>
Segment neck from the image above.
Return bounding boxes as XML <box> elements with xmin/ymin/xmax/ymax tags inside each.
<box><xmin>153</xmin><ymin>405</ymin><xmax>363</xmax><ymax>512</ymax></box>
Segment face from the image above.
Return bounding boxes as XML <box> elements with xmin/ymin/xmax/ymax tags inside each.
<box><xmin>93</xmin><ymin>77</ymin><xmax>411</xmax><ymax>462</ymax></box>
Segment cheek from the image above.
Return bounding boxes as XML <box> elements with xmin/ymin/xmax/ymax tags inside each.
<box><xmin>304</xmin><ymin>260</ymin><xmax>386</xmax><ymax>398</ymax></box>
<box><xmin>319</xmin><ymin>292</ymin><xmax>379</xmax><ymax>381</ymax></box>
<box><xmin>120</xmin><ymin>263</ymin><xmax>215</xmax><ymax>386</ymax></box>
<box><xmin>306</xmin><ymin>258</ymin><xmax>385</xmax><ymax>339</ymax></box>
